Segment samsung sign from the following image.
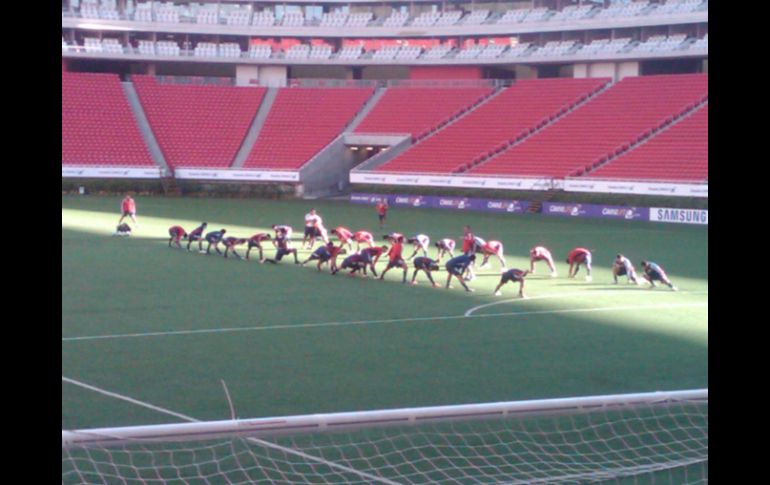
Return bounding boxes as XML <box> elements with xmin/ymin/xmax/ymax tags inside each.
<box><xmin>649</xmin><ymin>208</ymin><xmax>708</xmax><ymax>225</ymax></box>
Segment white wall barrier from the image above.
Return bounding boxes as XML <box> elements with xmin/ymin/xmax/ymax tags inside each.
<box><xmin>350</xmin><ymin>172</ymin><xmax>553</xmax><ymax>190</ymax></box>
<box><xmin>564</xmin><ymin>179</ymin><xmax>708</xmax><ymax>198</ymax></box>
<box><xmin>62</xmin><ymin>166</ymin><xmax>164</xmax><ymax>179</ymax></box>
<box><xmin>174</xmin><ymin>169</ymin><xmax>300</xmax><ymax>182</ymax></box>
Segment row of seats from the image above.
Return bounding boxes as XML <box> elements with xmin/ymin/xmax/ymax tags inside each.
<box><xmin>69</xmin><ymin>1</ymin><xmax>707</xmax><ymax>26</ymax></box>
<box><xmin>64</xmin><ymin>35</ymin><xmax>707</xmax><ymax>59</ymax></box>
<box><xmin>375</xmin><ymin>77</ymin><xmax>610</xmax><ymax>174</ymax></box>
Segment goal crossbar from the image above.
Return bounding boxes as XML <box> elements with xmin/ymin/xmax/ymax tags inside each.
<box><xmin>63</xmin><ymin>388</ymin><xmax>707</xmax><ymax>448</ymax></box>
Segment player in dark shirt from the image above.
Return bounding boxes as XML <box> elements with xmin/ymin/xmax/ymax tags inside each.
<box><xmin>245</xmin><ymin>233</ymin><xmax>272</xmax><ymax>262</ymax></box>
<box><xmin>301</xmin><ymin>242</ymin><xmax>342</xmax><ymax>271</ymax></box>
<box><xmin>332</xmin><ymin>253</ymin><xmax>369</xmax><ymax>276</ymax></box>
<box><xmin>360</xmin><ymin>245</ymin><xmax>389</xmax><ymax>276</ymax></box>
<box><xmin>202</xmin><ymin>229</ymin><xmax>227</xmax><ymax>255</ymax></box>
<box><xmin>410</xmin><ymin>257</ymin><xmax>440</xmax><ymax>287</ymax></box>
<box><xmin>641</xmin><ymin>261</ymin><xmax>678</xmax><ymax>291</ymax></box>
<box><xmin>493</xmin><ymin>269</ymin><xmax>530</xmax><ymax>298</ymax></box>
<box><xmin>168</xmin><ymin>226</ymin><xmax>187</xmax><ymax>248</ymax></box>
<box><xmin>222</xmin><ymin>237</ymin><xmax>248</xmax><ymax>259</ymax></box>
<box><xmin>262</xmin><ymin>233</ymin><xmax>299</xmax><ymax>264</ymax></box>
<box><xmin>186</xmin><ymin>223</ymin><xmax>208</xmax><ymax>251</ymax></box>
<box><xmin>445</xmin><ymin>254</ymin><xmax>476</xmax><ymax>292</ymax></box>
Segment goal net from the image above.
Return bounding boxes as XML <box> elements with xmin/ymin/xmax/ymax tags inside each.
<box><xmin>62</xmin><ymin>389</ymin><xmax>707</xmax><ymax>484</ymax></box>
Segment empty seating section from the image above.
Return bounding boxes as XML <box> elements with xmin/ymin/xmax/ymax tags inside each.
<box><xmin>62</xmin><ymin>72</ymin><xmax>154</xmax><ymax>166</ymax></box>
<box><xmin>355</xmin><ymin>87</ymin><xmax>494</xmax><ymax>139</ymax></box>
<box><xmin>462</xmin><ymin>10</ymin><xmax>489</xmax><ymax>25</ymax></box>
<box><xmin>133</xmin><ymin>76</ymin><xmax>266</xmax><ymax>169</ymax></box>
<box><xmin>243</xmin><ymin>88</ymin><xmax>374</xmax><ymax>170</ymax></box>
<box><xmin>375</xmin><ymin>78</ymin><xmax>608</xmax><ymax>174</ymax></box>
<box><xmin>469</xmin><ymin>74</ymin><xmax>708</xmax><ymax>178</ymax></box>
<box><xmin>588</xmin><ymin>105</ymin><xmax>707</xmax><ymax>181</ymax></box>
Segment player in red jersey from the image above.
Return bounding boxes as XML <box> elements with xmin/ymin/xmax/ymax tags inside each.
<box><xmin>331</xmin><ymin>226</ymin><xmax>354</xmax><ymax>250</ymax></box>
<box><xmin>566</xmin><ymin>247</ymin><xmax>593</xmax><ymax>282</ymax></box>
<box><xmin>118</xmin><ymin>195</ymin><xmax>138</xmax><ymax>227</ymax></box>
<box><xmin>168</xmin><ymin>225</ymin><xmax>187</xmax><ymax>248</ymax></box>
<box><xmin>245</xmin><ymin>233</ymin><xmax>272</xmax><ymax>261</ymax></box>
<box><xmin>353</xmin><ymin>230</ymin><xmax>375</xmax><ymax>251</ymax></box>
<box><xmin>222</xmin><ymin>237</ymin><xmax>248</xmax><ymax>259</ymax></box>
<box><xmin>461</xmin><ymin>226</ymin><xmax>477</xmax><ymax>281</ymax></box>
<box><xmin>378</xmin><ymin>238</ymin><xmax>408</xmax><ymax>283</ymax></box>
<box><xmin>186</xmin><ymin>222</ymin><xmax>208</xmax><ymax>251</ymax></box>
<box><xmin>376</xmin><ymin>199</ymin><xmax>388</xmax><ymax>228</ymax></box>
<box><xmin>477</xmin><ymin>240</ymin><xmax>507</xmax><ymax>270</ymax></box>
<box><xmin>530</xmin><ymin>246</ymin><xmax>558</xmax><ymax>277</ymax></box>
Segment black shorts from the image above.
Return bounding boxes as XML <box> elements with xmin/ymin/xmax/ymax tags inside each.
<box><xmin>647</xmin><ymin>270</ymin><xmax>663</xmax><ymax>281</ymax></box>
<box><xmin>501</xmin><ymin>271</ymin><xmax>523</xmax><ymax>284</ymax></box>
<box><xmin>304</xmin><ymin>227</ymin><xmax>316</xmax><ymax>237</ymax></box>
<box><xmin>386</xmin><ymin>258</ymin><xmax>406</xmax><ymax>269</ymax></box>
<box><xmin>189</xmin><ymin>233</ymin><xmax>202</xmax><ymax>241</ymax></box>
<box><xmin>378</xmin><ymin>214</ymin><xmax>386</xmax><ymax>222</ymax></box>
<box><xmin>616</xmin><ymin>266</ymin><xmax>628</xmax><ymax>276</ymax></box>
<box><xmin>275</xmin><ymin>248</ymin><xmax>292</xmax><ymax>260</ymax></box>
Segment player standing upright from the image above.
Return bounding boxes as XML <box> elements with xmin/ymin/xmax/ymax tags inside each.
<box><xmin>434</xmin><ymin>238</ymin><xmax>456</xmax><ymax>263</ymax></box>
<box><xmin>640</xmin><ymin>261</ymin><xmax>678</xmax><ymax>290</ymax></box>
<box><xmin>302</xmin><ymin>209</ymin><xmax>323</xmax><ymax>249</ymax></box>
<box><xmin>566</xmin><ymin>247</ymin><xmax>593</xmax><ymax>282</ymax></box>
<box><xmin>168</xmin><ymin>225</ymin><xmax>187</xmax><ymax>248</ymax></box>
<box><xmin>376</xmin><ymin>199</ymin><xmax>389</xmax><ymax>228</ymax></box>
<box><xmin>118</xmin><ymin>194</ymin><xmax>138</xmax><ymax>227</ymax></box>
<box><xmin>530</xmin><ymin>246</ymin><xmax>558</xmax><ymax>277</ymax></box>
<box><xmin>461</xmin><ymin>226</ymin><xmax>477</xmax><ymax>281</ymax></box>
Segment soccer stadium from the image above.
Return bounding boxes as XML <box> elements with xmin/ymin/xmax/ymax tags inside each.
<box><xmin>62</xmin><ymin>0</ymin><xmax>708</xmax><ymax>483</ymax></box>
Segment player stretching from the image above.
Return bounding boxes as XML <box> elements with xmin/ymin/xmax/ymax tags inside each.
<box><xmin>263</xmin><ymin>231</ymin><xmax>299</xmax><ymax>264</ymax></box>
<box><xmin>186</xmin><ymin>222</ymin><xmax>208</xmax><ymax>251</ymax></box>
<box><xmin>223</xmin><ymin>237</ymin><xmax>248</xmax><ymax>259</ymax></box>
<box><xmin>566</xmin><ymin>247</ymin><xmax>593</xmax><ymax>282</ymax></box>
<box><xmin>360</xmin><ymin>245</ymin><xmax>388</xmax><ymax>277</ymax></box>
<box><xmin>477</xmin><ymin>239</ymin><xmax>507</xmax><ymax>270</ymax></box>
<box><xmin>301</xmin><ymin>242</ymin><xmax>340</xmax><ymax>271</ymax></box>
<box><xmin>353</xmin><ymin>230</ymin><xmax>375</xmax><ymax>251</ymax></box>
<box><xmin>406</xmin><ymin>234</ymin><xmax>431</xmax><ymax>260</ymax></box>
<box><xmin>202</xmin><ymin>229</ymin><xmax>227</xmax><ymax>255</ymax></box>
<box><xmin>410</xmin><ymin>257</ymin><xmax>440</xmax><ymax>287</ymax></box>
<box><xmin>376</xmin><ymin>199</ymin><xmax>389</xmax><ymax>228</ymax></box>
<box><xmin>332</xmin><ymin>253</ymin><xmax>369</xmax><ymax>277</ymax></box>
<box><xmin>271</xmin><ymin>225</ymin><xmax>293</xmax><ymax>245</ymax></box>
<box><xmin>493</xmin><ymin>269</ymin><xmax>530</xmax><ymax>298</ymax></box>
<box><xmin>378</xmin><ymin>237</ymin><xmax>408</xmax><ymax>283</ymax></box>
<box><xmin>640</xmin><ymin>261</ymin><xmax>678</xmax><ymax>291</ymax></box>
<box><xmin>434</xmin><ymin>238</ymin><xmax>456</xmax><ymax>263</ymax></box>
<box><xmin>245</xmin><ymin>233</ymin><xmax>272</xmax><ymax>262</ymax></box>
<box><xmin>168</xmin><ymin>225</ymin><xmax>187</xmax><ymax>248</ymax></box>
<box><xmin>331</xmin><ymin>226</ymin><xmax>354</xmax><ymax>250</ymax></box>
<box><xmin>613</xmin><ymin>254</ymin><xmax>641</xmax><ymax>285</ymax></box>
<box><xmin>445</xmin><ymin>253</ymin><xmax>476</xmax><ymax>292</ymax></box>
<box><xmin>530</xmin><ymin>246</ymin><xmax>557</xmax><ymax>277</ymax></box>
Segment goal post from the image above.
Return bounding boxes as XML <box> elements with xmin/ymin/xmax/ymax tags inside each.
<box><xmin>63</xmin><ymin>389</ymin><xmax>708</xmax><ymax>484</ymax></box>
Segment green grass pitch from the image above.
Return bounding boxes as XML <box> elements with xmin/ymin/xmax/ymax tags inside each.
<box><xmin>62</xmin><ymin>195</ymin><xmax>707</xmax><ymax>431</ymax></box>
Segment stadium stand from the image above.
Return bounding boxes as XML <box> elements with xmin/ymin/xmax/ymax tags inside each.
<box><xmin>461</xmin><ymin>10</ymin><xmax>490</xmax><ymax>25</ymax></box>
<box><xmin>585</xmin><ymin>104</ymin><xmax>707</xmax><ymax>181</ymax></box>
<box><xmin>468</xmin><ymin>74</ymin><xmax>708</xmax><ymax>178</ymax></box>
<box><xmin>62</xmin><ymin>72</ymin><xmax>155</xmax><ymax>166</ymax></box>
<box><xmin>242</xmin><ymin>87</ymin><xmax>374</xmax><ymax>170</ymax></box>
<box><xmin>382</xmin><ymin>11</ymin><xmax>409</xmax><ymax>27</ymax></box>
<box><xmin>132</xmin><ymin>76</ymin><xmax>267</xmax><ymax>169</ymax></box>
<box><xmin>354</xmin><ymin>87</ymin><xmax>495</xmax><ymax>139</ymax></box>
<box><xmin>251</xmin><ymin>10</ymin><xmax>275</xmax><ymax>27</ymax></box>
<box><xmin>374</xmin><ymin>78</ymin><xmax>609</xmax><ymax>174</ymax></box>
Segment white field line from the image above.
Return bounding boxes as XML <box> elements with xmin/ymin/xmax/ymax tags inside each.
<box><xmin>63</xmin><ymin>291</ymin><xmax>707</xmax><ymax>343</ymax></box>
<box><xmin>464</xmin><ymin>289</ymin><xmax>708</xmax><ymax>317</ymax></box>
<box><xmin>62</xmin><ymin>376</ymin><xmax>403</xmax><ymax>485</ymax></box>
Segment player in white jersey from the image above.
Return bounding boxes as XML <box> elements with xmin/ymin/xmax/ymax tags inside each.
<box><xmin>434</xmin><ymin>238</ymin><xmax>456</xmax><ymax>263</ymax></box>
<box><xmin>529</xmin><ymin>246</ymin><xmax>558</xmax><ymax>277</ymax></box>
<box><xmin>613</xmin><ymin>254</ymin><xmax>641</xmax><ymax>285</ymax></box>
<box><xmin>271</xmin><ymin>224</ymin><xmax>293</xmax><ymax>247</ymax></box>
<box><xmin>406</xmin><ymin>234</ymin><xmax>431</xmax><ymax>259</ymax></box>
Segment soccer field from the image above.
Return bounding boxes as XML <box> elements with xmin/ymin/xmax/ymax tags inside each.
<box><xmin>62</xmin><ymin>194</ymin><xmax>708</xmax><ymax>433</ymax></box>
